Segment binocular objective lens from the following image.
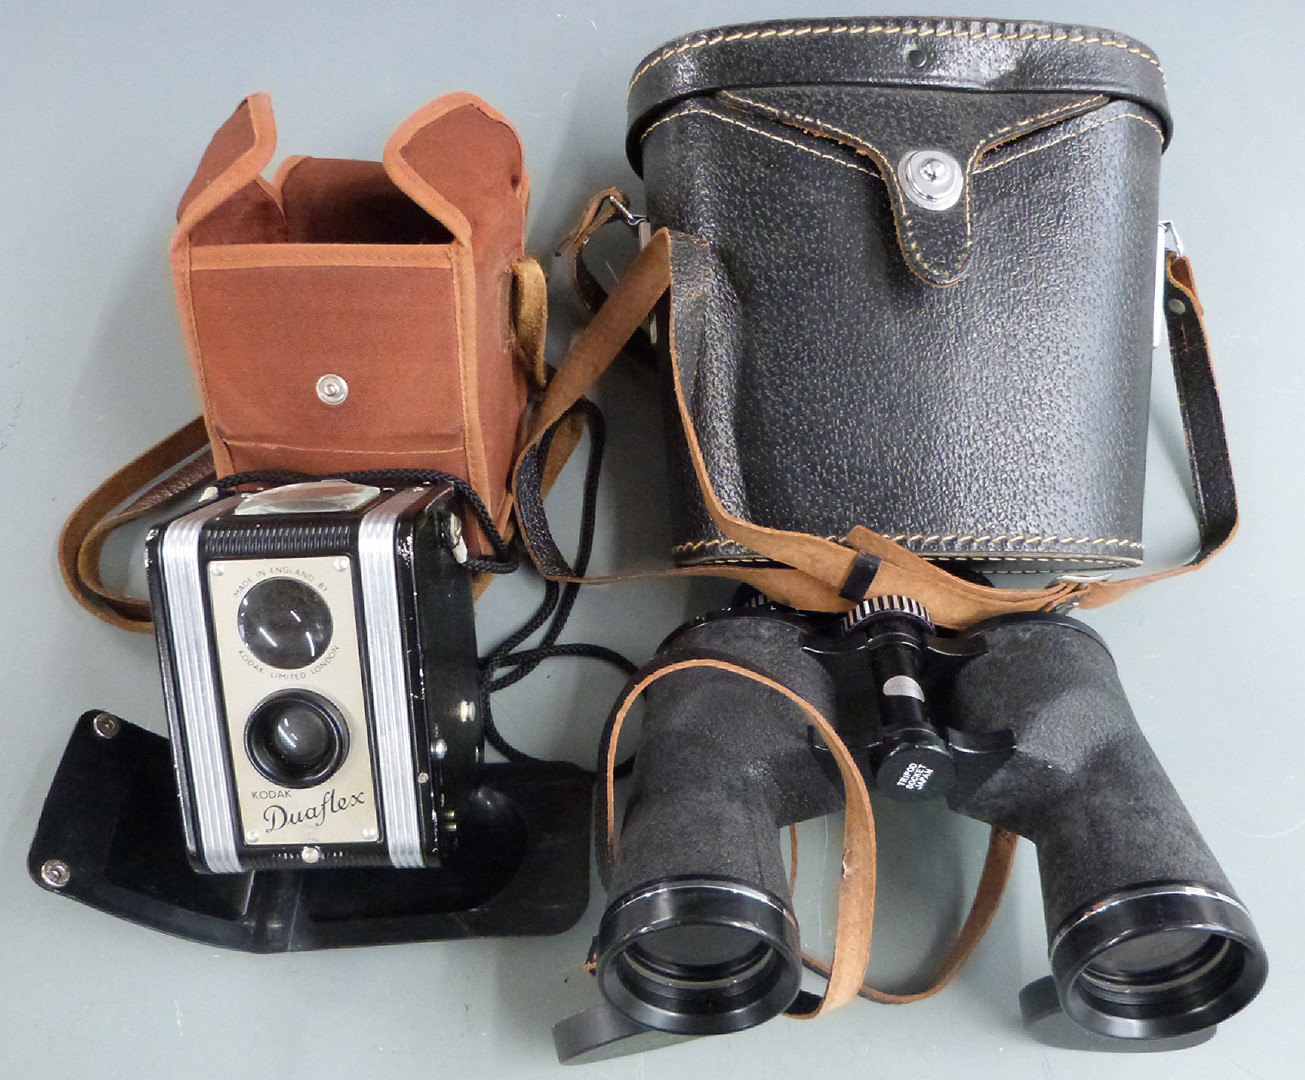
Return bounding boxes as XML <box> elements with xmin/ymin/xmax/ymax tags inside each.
<box><xmin>1087</xmin><ymin>928</ymin><xmax>1221</xmax><ymax>982</ymax></box>
<box><xmin>246</xmin><ymin>692</ymin><xmax>348</xmax><ymax>788</ymax></box>
<box><xmin>597</xmin><ymin>880</ymin><xmax>803</xmax><ymax>1036</ymax></box>
<box><xmin>1052</xmin><ymin>884</ymin><xmax>1268</xmax><ymax>1040</ymax></box>
<box><xmin>627</xmin><ymin>924</ymin><xmax>772</xmax><ymax>985</ymax></box>
<box><xmin>238</xmin><ymin>577</ymin><xmax>333</xmax><ymax>670</ymax></box>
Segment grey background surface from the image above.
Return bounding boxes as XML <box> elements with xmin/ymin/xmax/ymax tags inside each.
<box><xmin>1</xmin><ymin>1</ymin><xmax>1301</xmax><ymax>1077</ymax></box>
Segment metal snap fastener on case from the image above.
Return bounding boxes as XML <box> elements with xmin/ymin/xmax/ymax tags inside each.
<box><xmin>316</xmin><ymin>373</ymin><xmax>349</xmax><ymax>405</ymax></box>
<box><xmin>899</xmin><ymin>149</ymin><xmax>963</xmax><ymax>211</ymax></box>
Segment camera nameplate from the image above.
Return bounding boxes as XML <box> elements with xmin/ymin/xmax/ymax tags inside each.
<box><xmin>209</xmin><ymin>556</ymin><xmax>382</xmax><ymax>851</ymax></box>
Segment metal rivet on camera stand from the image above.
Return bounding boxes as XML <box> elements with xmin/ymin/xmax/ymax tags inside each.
<box><xmin>300</xmin><ymin>846</ymin><xmax>322</xmax><ymax>864</ymax></box>
<box><xmin>898</xmin><ymin>149</ymin><xmax>964</xmax><ymax>212</ymax></box>
<box><xmin>40</xmin><ymin>859</ymin><xmax>71</xmax><ymax>889</ymax></box>
<box><xmin>316</xmin><ymin>373</ymin><xmax>349</xmax><ymax>406</ymax></box>
<box><xmin>92</xmin><ymin>712</ymin><xmax>121</xmax><ymax>739</ymax></box>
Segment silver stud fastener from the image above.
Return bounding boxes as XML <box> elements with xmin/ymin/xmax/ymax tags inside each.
<box><xmin>316</xmin><ymin>374</ymin><xmax>349</xmax><ymax>406</ymax></box>
<box><xmin>446</xmin><ymin>515</ymin><xmax>468</xmax><ymax>564</ymax></box>
<box><xmin>41</xmin><ymin>860</ymin><xmax>71</xmax><ymax>889</ymax></box>
<box><xmin>433</xmin><ymin>739</ymin><xmax>449</xmax><ymax>760</ymax></box>
<box><xmin>92</xmin><ymin>713</ymin><xmax>121</xmax><ymax>739</ymax></box>
<box><xmin>899</xmin><ymin>149</ymin><xmax>964</xmax><ymax>211</ymax></box>
<box><xmin>301</xmin><ymin>846</ymin><xmax>322</xmax><ymax>864</ymax></box>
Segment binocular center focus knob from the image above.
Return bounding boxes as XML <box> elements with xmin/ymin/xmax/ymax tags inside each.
<box><xmin>871</xmin><ymin>728</ymin><xmax>957</xmax><ymax>800</ymax></box>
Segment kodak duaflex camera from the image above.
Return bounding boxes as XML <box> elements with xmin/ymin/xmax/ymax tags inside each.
<box><xmin>31</xmin><ymin>478</ymin><xmax>592</xmax><ymax>951</ymax></box>
<box><xmin>145</xmin><ymin>480</ymin><xmax>480</xmax><ymax>874</ymax></box>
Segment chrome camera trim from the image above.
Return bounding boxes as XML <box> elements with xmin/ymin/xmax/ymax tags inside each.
<box><xmin>161</xmin><ymin>497</ymin><xmax>244</xmax><ymax>874</ymax></box>
<box><xmin>359</xmin><ymin>489</ymin><xmax>432</xmax><ymax>869</ymax></box>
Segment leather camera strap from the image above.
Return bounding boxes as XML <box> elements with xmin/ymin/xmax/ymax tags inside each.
<box><xmin>513</xmin><ymin>227</ymin><xmax>1239</xmax><ymax>627</ymax></box>
<box><xmin>596</xmin><ymin>655</ymin><xmax>1016</xmax><ymax>1016</ymax></box>
<box><xmin>58</xmin><ymin>417</ymin><xmax>214</xmax><ymax>633</ymax></box>
<box><xmin>554</xmin><ymin>187</ymin><xmax>657</xmax><ymax>368</ymax></box>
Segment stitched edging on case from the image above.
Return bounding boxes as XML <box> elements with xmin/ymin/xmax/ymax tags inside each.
<box><xmin>642</xmin><ymin>104</ymin><xmax>1162</xmax><ymax>211</ymax></box>
<box><xmin>720</xmin><ymin>90</ymin><xmax>1104</xmax><ymax>278</ymax></box>
<box><xmin>630</xmin><ymin>21</ymin><xmax>1164</xmax><ymax>90</ymax></box>
<box><xmin>974</xmin><ymin>109</ymin><xmax>1162</xmax><ymax>173</ymax></box>
<box><xmin>189</xmin><ymin>244</ymin><xmax>456</xmax><ymax>271</ymax></box>
<box><xmin>674</xmin><ymin>533</ymin><xmax>1144</xmax><ymax>554</ymax></box>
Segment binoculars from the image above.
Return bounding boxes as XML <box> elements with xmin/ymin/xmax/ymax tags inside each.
<box><xmin>580</xmin><ymin>597</ymin><xmax>1266</xmax><ymax>1052</ymax></box>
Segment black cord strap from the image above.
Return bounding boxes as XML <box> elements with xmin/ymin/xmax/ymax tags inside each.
<box><xmin>217</xmin><ymin>403</ymin><xmax>636</xmax><ymax>773</ymax></box>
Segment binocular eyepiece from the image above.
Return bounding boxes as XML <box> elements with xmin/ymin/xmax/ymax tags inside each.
<box><xmin>579</xmin><ymin>599</ymin><xmax>1266</xmax><ymax>1055</ymax></box>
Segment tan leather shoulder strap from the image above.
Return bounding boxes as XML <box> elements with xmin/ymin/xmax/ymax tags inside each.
<box><xmin>597</xmin><ymin>656</ymin><xmax>1017</xmax><ymax>1016</ymax></box>
<box><xmin>801</xmin><ymin>827</ymin><xmax>1018</xmax><ymax>1004</ymax></box>
<box><xmin>512</xmin><ymin>228</ymin><xmax>1238</xmax><ymax>627</ymax></box>
<box><xmin>599</xmin><ymin>657</ymin><xmax>877</xmax><ymax>1017</ymax></box>
<box><xmin>58</xmin><ymin>418</ymin><xmax>214</xmax><ymax>633</ymax></box>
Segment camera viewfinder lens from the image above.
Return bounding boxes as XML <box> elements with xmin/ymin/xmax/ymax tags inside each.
<box><xmin>237</xmin><ymin>577</ymin><xmax>333</xmax><ymax>670</ymax></box>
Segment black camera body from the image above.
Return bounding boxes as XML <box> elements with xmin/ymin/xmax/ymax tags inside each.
<box><xmin>145</xmin><ymin>480</ymin><xmax>481</xmax><ymax>874</ymax></box>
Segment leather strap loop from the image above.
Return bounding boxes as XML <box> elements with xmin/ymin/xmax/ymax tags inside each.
<box><xmin>598</xmin><ymin>656</ymin><xmax>877</xmax><ymax>1018</ymax></box>
<box><xmin>596</xmin><ymin>654</ymin><xmax>1017</xmax><ymax>1016</ymax></box>
<box><xmin>801</xmin><ymin>827</ymin><xmax>1018</xmax><ymax>1004</ymax></box>
<box><xmin>511</xmin><ymin>257</ymin><xmax>550</xmax><ymax>390</ymax></box>
<box><xmin>58</xmin><ymin>418</ymin><xmax>214</xmax><ymax>633</ymax></box>
<box><xmin>512</xmin><ymin>229</ymin><xmax>1238</xmax><ymax>626</ymax></box>
<box><xmin>1078</xmin><ymin>252</ymin><xmax>1238</xmax><ymax>607</ymax></box>
<box><xmin>554</xmin><ymin>187</ymin><xmax>656</xmax><ymax>365</ymax></box>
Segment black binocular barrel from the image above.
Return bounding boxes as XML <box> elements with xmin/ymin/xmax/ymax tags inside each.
<box><xmin>597</xmin><ymin>616</ymin><xmax>843</xmax><ymax>1035</ymax></box>
<box><xmin>948</xmin><ymin>616</ymin><xmax>1267</xmax><ymax>1039</ymax></box>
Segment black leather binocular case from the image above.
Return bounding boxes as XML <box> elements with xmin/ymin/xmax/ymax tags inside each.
<box><xmin>574</xmin><ymin>599</ymin><xmax>1265</xmax><ymax>1056</ymax></box>
<box><xmin>627</xmin><ymin>18</ymin><xmax>1176</xmax><ymax>574</ymax></box>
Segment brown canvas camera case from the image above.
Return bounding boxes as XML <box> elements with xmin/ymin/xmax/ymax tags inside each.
<box><xmin>61</xmin><ymin>92</ymin><xmax>549</xmax><ymax>630</ymax></box>
<box><xmin>173</xmin><ymin>91</ymin><xmax>542</xmax><ymax>525</ymax></box>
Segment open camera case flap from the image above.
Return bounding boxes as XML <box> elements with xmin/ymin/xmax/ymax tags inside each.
<box><xmin>171</xmin><ymin>92</ymin><xmax>542</xmax><ymax>536</ymax></box>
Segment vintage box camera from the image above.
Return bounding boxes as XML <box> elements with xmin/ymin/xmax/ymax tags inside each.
<box><xmin>145</xmin><ymin>480</ymin><xmax>481</xmax><ymax>874</ymax></box>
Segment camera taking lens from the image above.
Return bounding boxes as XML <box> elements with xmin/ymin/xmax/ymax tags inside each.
<box><xmin>245</xmin><ymin>691</ymin><xmax>348</xmax><ymax>788</ymax></box>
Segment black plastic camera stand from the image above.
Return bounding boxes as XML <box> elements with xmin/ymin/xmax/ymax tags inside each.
<box><xmin>28</xmin><ymin>710</ymin><xmax>592</xmax><ymax>951</ymax></box>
